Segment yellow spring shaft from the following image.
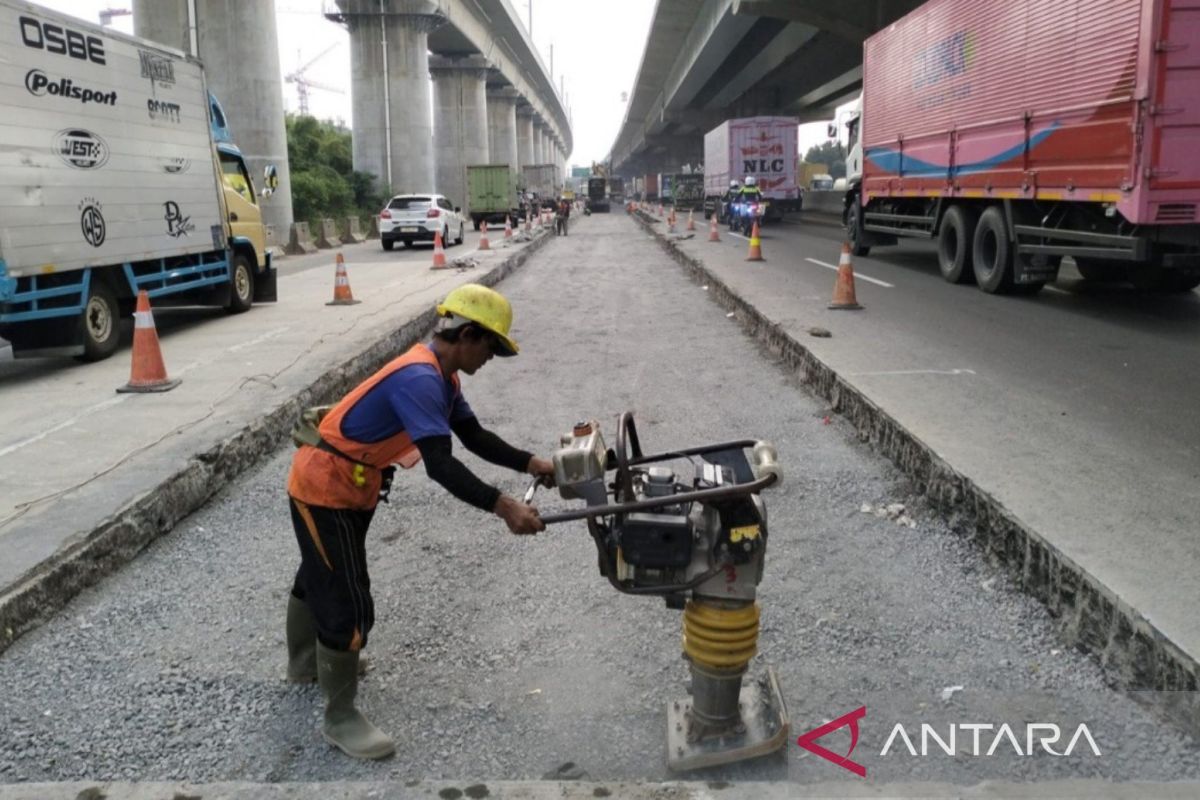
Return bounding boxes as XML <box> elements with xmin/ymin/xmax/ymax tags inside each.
<box><xmin>681</xmin><ymin>600</ymin><xmax>759</xmax><ymax>671</ymax></box>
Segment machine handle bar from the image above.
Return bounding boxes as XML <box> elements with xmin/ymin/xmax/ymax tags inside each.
<box><xmin>535</xmin><ymin>471</ymin><xmax>777</xmax><ymax>526</ymax></box>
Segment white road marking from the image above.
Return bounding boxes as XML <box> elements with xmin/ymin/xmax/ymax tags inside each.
<box><xmin>228</xmin><ymin>326</ymin><xmax>290</xmax><ymax>353</ymax></box>
<box><xmin>0</xmin><ymin>326</ymin><xmax>292</xmax><ymax>458</ymax></box>
<box><xmin>1042</xmin><ymin>285</ymin><xmax>1070</xmax><ymax>295</ymax></box>
<box><xmin>0</xmin><ymin>395</ymin><xmax>129</xmax><ymax>458</ymax></box>
<box><xmin>805</xmin><ymin>258</ymin><xmax>895</xmax><ymax>288</ymax></box>
<box><xmin>847</xmin><ymin>368</ymin><xmax>977</xmax><ymax>377</ymax></box>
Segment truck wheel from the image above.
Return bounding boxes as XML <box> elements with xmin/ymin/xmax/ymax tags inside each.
<box><xmin>1162</xmin><ymin>272</ymin><xmax>1200</xmax><ymax>292</ymax></box>
<box><xmin>937</xmin><ymin>205</ymin><xmax>977</xmax><ymax>283</ymax></box>
<box><xmin>1073</xmin><ymin>258</ymin><xmax>1123</xmax><ymax>282</ymax></box>
<box><xmin>473</xmin><ymin>219</ymin><xmax>480</xmax><ymax>231</ymax></box>
<box><xmin>382</xmin><ymin>239</ymin><xmax>395</xmax><ymax>251</ymax></box>
<box><xmin>226</xmin><ymin>253</ymin><xmax>254</xmax><ymax>314</ymax></box>
<box><xmin>77</xmin><ymin>280</ymin><xmax>120</xmax><ymax>362</ymax></box>
<box><xmin>972</xmin><ymin>206</ymin><xmax>1018</xmax><ymax>293</ymax></box>
<box><xmin>456</xmin><ymin>224</ymin><xmax>464</xmax><ymax>245</ymax></box>
<box><xmin>403</xmin><ymin>240</ymin><xmax>413</xmax><ymax>249</ymax></box>
<box><xmin>847</xmin><ymin>204</ymin><xmax>871</xmax><ymax>257</ymax></box>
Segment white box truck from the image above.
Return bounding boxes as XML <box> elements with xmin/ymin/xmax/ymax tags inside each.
<box><xmin>0</xmin><ymin>0</ymin><xmax>277</xmax><ymax>360</ymax></box>
<box><xmin>704</xmin><ymin>117</ymin><xmax>800</xmax><ymax>224</ymax></box>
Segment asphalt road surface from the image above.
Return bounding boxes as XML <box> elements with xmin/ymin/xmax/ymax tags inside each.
<box><xmin>1</xmin><ymin>213</ymin><xmax>1197</xmax><ymax>787</ymax></box>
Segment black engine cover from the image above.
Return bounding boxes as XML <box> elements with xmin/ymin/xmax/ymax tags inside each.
<box><xmin>618</xmin><ymin>512</ymin><xmax>692</xmax><ymax>568</ymax></box>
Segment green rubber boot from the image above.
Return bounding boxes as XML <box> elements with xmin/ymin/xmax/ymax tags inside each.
<box><xmin>287</xmin><ymin>596</ymin><xmax>367</xmax><ymax>683</ymax></box>
<box><xmin>316</xmin><ymin>642</ymin><xmax>395</xmax><ymax>760</ymax></box>
<box><xmin>286</xmin><ymin>595</ymin><xmax>317</xmax><ymax>683</ymax></box>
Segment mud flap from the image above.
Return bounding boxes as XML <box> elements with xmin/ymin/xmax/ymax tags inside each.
<box><xmin>254</xmin><ymin>260</ymin><xmax>278</xmax><ymax>303</ymax></box>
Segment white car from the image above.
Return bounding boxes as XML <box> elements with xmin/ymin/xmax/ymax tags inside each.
<box><xmin>379</xmin><ymin>194</ymin><xmax>466</xmax><ymax>251</ymax></box>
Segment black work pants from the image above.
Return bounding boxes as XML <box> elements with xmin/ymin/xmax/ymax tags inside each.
<box><xmin>556</xmin><ymin>217</ymin><xmax>568</xmax><ymax>235</ymax></box>
<box><xmin>289</xmin><ymin>497</ymin><xmax>376</xmax><ymax>651</ymax></box>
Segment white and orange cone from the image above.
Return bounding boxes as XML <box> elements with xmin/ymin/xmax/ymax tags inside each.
<box><xmin>686</xmin><ymin>209</ymin><xmax>696</xmax><ymax>231</ymax></box>
<box><xmin>430</xmin><ymin>229</ymin><xmax>448</xmax><ymax>269</ymax></box>
<box><xmin>746</xmin><ymin>220</ymin><xmax>765</xmax><ymax>262</ymax></box>
<box><xmin>504</xmin><ymin>215</ymin><xmax>513</xmax><ymax>240</ymax></box>
<box><xmin>117</xmin><ymin>290</ymin><xmax>180</xmax><ymax>393</ymax></box>
<box><xmin>479</xmin><ymin>220</ymin><xmax>491</xmax><ymax>251</ymax></box>
<box><xmin>524</xmin><ymin>211</ymin><xmax>532</xmax><ymax>233</ymax></box>
<box><xmin>668</xmin><ymin>210</ymin><xmax>676</xmax><ymax>233</ymax></box>
<box><xmin>326</xmin><ymin>252</ymin><xmax>361</xmax><ymax>306</ymax></box>
<box><xmin>828</xmin><ymin>242</ymin><xmax>863</xmax><ymax>310</ymax></box>
<box><xmin>708</xmin><ymin>213</ymin><xmax>721</xmax><ymax>242</ymax></box>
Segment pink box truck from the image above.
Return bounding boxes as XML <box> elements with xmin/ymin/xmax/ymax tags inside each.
<box><xmin>839</xmin><ymin>0</ymin><xmax>1200</xmax><ymax>293</ymax></box>
<box><xmin>704</xmin><ymin>117</ymin><xmax>800</xmax><ymax>222</ymax></box>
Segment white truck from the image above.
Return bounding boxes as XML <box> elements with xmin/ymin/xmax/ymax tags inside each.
<box><xmin>704</xmin><ymin>117</ymin><xmax>801</xmax><ymax>224</ymax></box>
<box><xmin>0</xmin><ymin>0</ymin><xmax>277</xmax><ymax>360</ymax></box>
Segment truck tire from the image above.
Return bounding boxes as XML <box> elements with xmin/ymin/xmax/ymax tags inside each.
<box><xmin>226</xmin><ymin>253</ymin><xmax>254</xmax><ymax>314</ymax></box>
<box><xmin>971</xmin><ymin>206</ymin><xmax>1015</xmax><ymax>293</ymax></box>
<box><xmin>382</xmin><ymin>239</ymin><xmax>394</xmax><ymax>251</ymax></box>
<box><xmin>1073</xmin><ymin>258</ymin><xmax>1123</xmax><ymax>283</ymax></box>
<box><xmin>847</xmin><ymin>204</ymin><xmax>871</xmax><ymax>257</ymax></box>
<box><xmin>456</xmin><ymin>224</ymin><xmax>464</xmax><ymax>245</ymax></box>
<box><xmin>473</xmin><ymin>219</ymin><xmax>481</xmax><ymax>231</ymax></box>
<box><xmin>77</xmin><ymin>280</ymin><xmax>120</xmax><ymax>362</ymax></box>
<box><xmin>937</xmin><ymin>205</ymin><xmax>977</xmax><ymax>284</ymax></box>
<box><xmin>1162</xmin><ymin>272</ymin><xmax>1200</xmax><ymax>292</ymax></box>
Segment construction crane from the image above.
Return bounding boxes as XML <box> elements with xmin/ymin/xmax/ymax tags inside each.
<box><xmin>284</xmin><ymin>43</ymin><xmax>343</xmax><ymax>116</ymax></box>
<box><xmin>98</xmin><ymin>7</ymin><xmax>130</xmax><ymax>26</ymax></box>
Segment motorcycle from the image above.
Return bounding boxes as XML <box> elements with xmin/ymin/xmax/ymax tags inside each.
<box><xmin>727</xmin><ymin>197</ymin><xmax>767</xmax><ymax>236</ymax></box>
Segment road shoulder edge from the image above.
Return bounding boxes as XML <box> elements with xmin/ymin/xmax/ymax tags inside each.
<box><xmin>628</xmin><ymin>208</ymin><xmax>1200</xmax><ymax>735</ymax></box>
<box><xmin>0</xmin><ymin>231</ymin><xmax>555</xmax><ymax>656</ymax></box>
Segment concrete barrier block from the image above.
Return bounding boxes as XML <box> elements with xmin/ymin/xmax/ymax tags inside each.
<box><xmin>316</xmin><ymin>218</ymin><xmax>340</xmax><ymax>249</ymax></box>
<box><xmin>342</xmin><ymin>217</ymin><xmax>367</xmax><ymax>244</ymax></box>
<box><xmin>285</xmin><ymin>222</ymin><xmax>318</xmax><ymax>255</ymax></box>
<box><xmin>805</xmin><ymin>190</ymin><xmax>845</xmax><ymax>216</ymax></box>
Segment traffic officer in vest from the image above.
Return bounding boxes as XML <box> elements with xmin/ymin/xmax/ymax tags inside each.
<box><xmin>285</xmin><ymin>283</ymin><xmax>554</xmax><ymax>760</ymax></box>
<box><xmin>740</xmin><ymin>176</ymin><xmax>763</xmax><ymax>202</ymax></box>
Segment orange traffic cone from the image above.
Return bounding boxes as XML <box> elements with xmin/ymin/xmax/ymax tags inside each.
<box><xmin>686</xmin><ymin>209</ymin><xmax>696</xmax><ymax>231</ymax></box>
<box><xmin>668</xmin><ymin>210</ymin><xmax>676</xmax><ymax>233</ymax></box>
<box><xmin>708</xmin><ymin>213</ymin><xmax>721</xmax><ymax>242</ymax></box>
<box><xmin>430</xmin><ymin>229</ymin><xmax>448</xmax><ymax>269</ymax></box>
<box><xmin>117</xmin><ymin>290</ymin><xmax>180</xmax><ymax>393</ymax></box>
<box><xmin>745</xmin><ymin>220</ymin><xmax>765</xmax><ymax>262</ymax></box>
<box><xmin>504</xmin><ymin>215</ymin><xmax>513</xmax><ymax>240</ymax></box>
<box><xmin>326</xmin><ymin>252</ymin><xmax>361</xmax><ymax>306</ymax></box>
<box><xmin>829</xmin><ymin>242</ymin><xmax>863</xmax><ymax>310</ymax></box>
<box><xmin>479</xmin><ymin>220</ymin><xmax>491</xmax><ymax>251</ymax></box>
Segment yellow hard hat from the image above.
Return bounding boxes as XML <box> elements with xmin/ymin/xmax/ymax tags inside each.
<box><xmin>435</xmin><ymin>283</ymin><xmax>519</xmax><ymax>356</ymax></box>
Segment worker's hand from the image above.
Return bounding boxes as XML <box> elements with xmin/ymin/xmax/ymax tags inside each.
<box><xmin>526</xmin><ymin>456</ymin><xmax>556</xmax><ymax>487</ymax></box>
<box><xmin>494</xmin><ymin>494</ymin><xmax>545</xmax><ymax>535</ymax></box>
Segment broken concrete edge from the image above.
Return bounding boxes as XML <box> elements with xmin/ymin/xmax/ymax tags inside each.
<box><xmin>629</xmin><ymin>211</ymin><xmax>1200</xmax><ymax>732</ymax></box>
<box><xmin>6</xmin><ymin>781</ymin><xmax>1200</xmax><ymax>800</ymax></box>
<box><xmin>0</xmin><ymin>229</ymin><xmax>555</xmax><ymax>657</ymax></box>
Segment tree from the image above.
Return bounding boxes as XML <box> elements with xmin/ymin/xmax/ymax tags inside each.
<box><xmin>804</xmin><ymin>141</ymin><xmax>847</xmax><ymax>180</ymax></box>
<box><xmin>286</xmin><ymin>114</ymin><xmax>384</xmax><ymax>226</ymax></box>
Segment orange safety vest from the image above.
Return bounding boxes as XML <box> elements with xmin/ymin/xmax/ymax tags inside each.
<box><xmin>287</xmin><ymin>343</ymin><xmax>460</xmax><ymax>510</ymax></box>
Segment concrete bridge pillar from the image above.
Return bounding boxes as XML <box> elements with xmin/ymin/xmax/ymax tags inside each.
<box><xmin>534</xmin><ymin>120</ymin><xmax>549</xmax><ymax>165</ymax></box>
<box><xmin>516</xmin><ymin>106</ymin><xmax>535</xmax><ymax>171</ymax></box>
<box><xmin>486</xmin><ymin>87</ymin><xmax>520</xmax><ymax>170</ymax></box>
<box><xmin>430</xmin><ymin>55</ymin><xmax>490</xmax><ymax>211</ymax></box>
<box><xmin>134</xmin><ymin>0</ymin><xmax>293</xmax><ymax>232</ymax></box>
<box><xmin>333</xmin><ymin>0</ymin><xmax>438</xmax><ymax>196</ymax></box>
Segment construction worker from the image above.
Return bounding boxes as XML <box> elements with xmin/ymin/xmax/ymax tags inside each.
<box><xmin>555</xmin><ymin>196</ymin><xmax>570</xmax><ymax>236</ymax></box>
<box><xmin>285</xmin><ymin>284</ymin><xmax>554</xmax><ymax>760</ymax></box>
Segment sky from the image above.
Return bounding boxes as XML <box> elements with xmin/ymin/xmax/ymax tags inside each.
<box><xmin>33</xmin><ymin>0</ymin><xmax>842</xmax><ymax>166</ymax></box>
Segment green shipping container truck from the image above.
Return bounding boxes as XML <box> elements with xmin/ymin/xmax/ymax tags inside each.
<box><xmin>467</xmin><ymin>165</ymin><xmax>519</xmax><ymax>230</ymax></box>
